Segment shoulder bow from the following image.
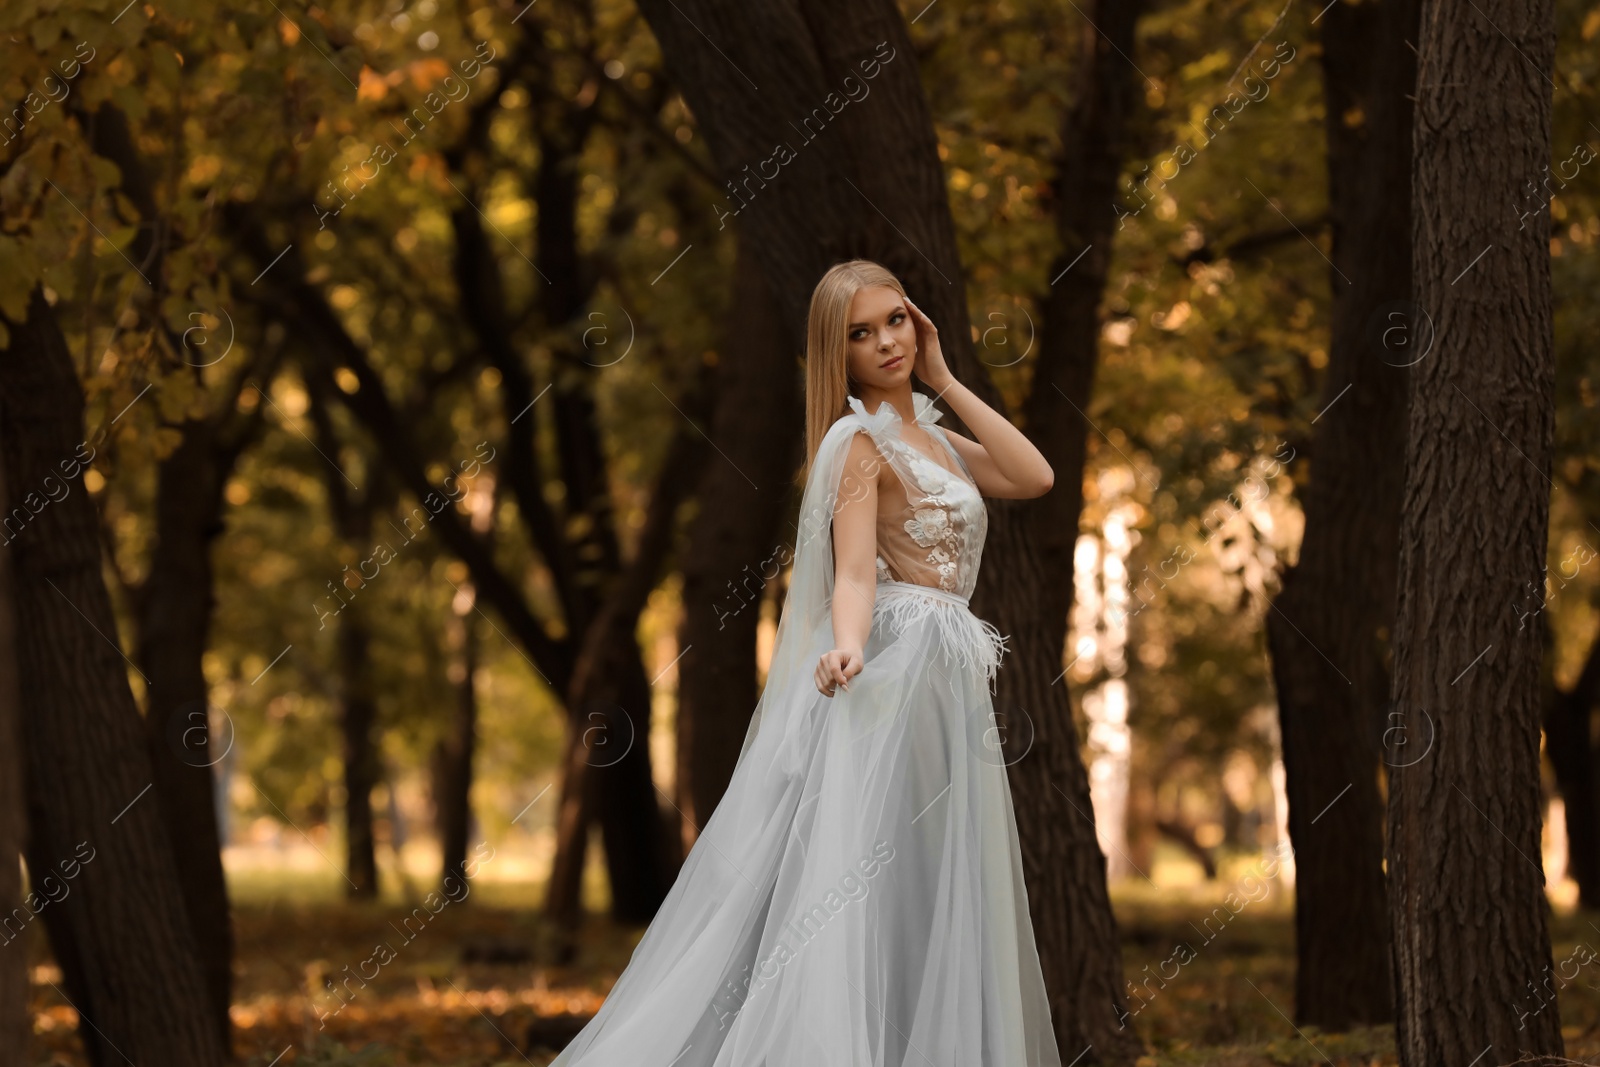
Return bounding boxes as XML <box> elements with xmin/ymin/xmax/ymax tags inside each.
<box><xmin>845</xmin><ymin>393</ymin><xmax>945</xmax><ymax>435</ymax></box>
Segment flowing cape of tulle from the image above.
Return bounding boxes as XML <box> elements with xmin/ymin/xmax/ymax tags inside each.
<box><xmin>545</xmin><ymin>407</ymin><xmax>1063</xmax><ymax>1067</ymax></box>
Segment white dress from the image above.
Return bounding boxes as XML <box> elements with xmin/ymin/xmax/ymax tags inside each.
<box><xmin>548</xmin><ymin>393</ymin><xmax>1063</xmax><ymax>1067</ymax></box>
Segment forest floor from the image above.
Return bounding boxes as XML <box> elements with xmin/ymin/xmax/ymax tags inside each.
<box><xmin>25</xmin><ymin>844</ymin><xmax>1600</xmax><ymax>1066</ymax></box>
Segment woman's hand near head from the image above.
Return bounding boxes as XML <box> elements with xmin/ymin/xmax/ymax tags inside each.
<box><xmin>904</xmin><ymin>296</ymin><xmax>955</xmax><ymax>393</ymax></box>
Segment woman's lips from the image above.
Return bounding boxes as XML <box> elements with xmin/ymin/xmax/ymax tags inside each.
<box><xmin>881</xmin><ymin>354</ymin><xmax>903</xmax><ymax>370</ymax></box>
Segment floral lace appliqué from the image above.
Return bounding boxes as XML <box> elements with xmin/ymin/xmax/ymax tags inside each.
<box><xmin>904</xmin><ymin>507</ymin><xmax>949</xmax><ymax>547</ymax></box>
<box><xmin>904</xmin><ymin>501</ymin><xmax>961</xmax><ymax>591</ymax></box>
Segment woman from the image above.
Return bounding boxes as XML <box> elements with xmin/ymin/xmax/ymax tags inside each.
<box><xmin>549</xmin><ymin>259</ymin><xmax>1061</xmax><ymax>1066</ymax></box>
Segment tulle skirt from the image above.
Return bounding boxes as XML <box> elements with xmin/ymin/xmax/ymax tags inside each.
<box><xmin>548</xmin><ymin>581</ymin><xmax>1063</xmax><ymax>1067</ymax></box>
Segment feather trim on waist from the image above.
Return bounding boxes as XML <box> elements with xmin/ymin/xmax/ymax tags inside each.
<box><xmin>871</xmin><ymin>580</ymin><xmax>1009</xmax><ymax>687</ymax></box>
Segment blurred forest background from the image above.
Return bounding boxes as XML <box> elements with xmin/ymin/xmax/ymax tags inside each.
<box><xmin>1</xmin><ymin>0</ymin><xmax>1599</xmax><ymax>1064</ymax></box>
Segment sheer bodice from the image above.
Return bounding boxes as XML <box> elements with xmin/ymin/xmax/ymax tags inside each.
<box><xmin>840</xmin><ymin>393</ymin><xmax>1006</xmax><ymax>687</ymax></box>
<box><xmin>845</xmin><ymin>393</ymin><xmax>988</xmax><ymax>600</ymax></box>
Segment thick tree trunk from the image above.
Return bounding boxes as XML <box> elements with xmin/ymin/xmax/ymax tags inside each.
<box><xmin>1264</xmin><ymin>0</ymin><xmax>1418</xmax><ymax>1029</ymax></box>
<box><xmin>674</xmin><ymin>242</ymin><xmax>801</xmax><ymax>845</ymax></box>
<box><xmin>1386</xmin><ymin>0</ymin><xmax>1562</xmax><ymax>1060</ymax></box>
<box><xmin>0</xmin><ymin>406</ymin><xmax>29</xmax><ymax>1067</ymax></box>
<box><xmin>137</xmin><ymin>425</ymin><xmax>238</xmax><ymax>1053</ymax></box>
<box><xmin>631</xmin><ymin>0</ymin><xmax>876</xmax><ymax>336</ymax></box>
<box><xmin>0</xmin><ymin>288</ymin><xmax>224</xmax><ymax>1066</ymax></box>
<box><xmin>1008</xmin><ymin>1</ymin><xmax>1147</xmax><ymax>1056</ymax></box>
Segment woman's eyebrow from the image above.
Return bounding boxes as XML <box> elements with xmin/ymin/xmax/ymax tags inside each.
<box><xmin>847</xmin><ymin>306</ymin><xmax>904</xmax><ymax>330</ymax></box>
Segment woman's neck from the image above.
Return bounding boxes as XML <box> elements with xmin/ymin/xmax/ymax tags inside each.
<box><xmin>856</xmin><ymin>382</ymin><xmax>917</xmax><ymax>426</ymax></box>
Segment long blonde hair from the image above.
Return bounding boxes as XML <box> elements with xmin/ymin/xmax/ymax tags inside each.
<box><xmin>804</xmin><ymin>259</ymin><xmax>907</xmax><ymax>473</ymax></box>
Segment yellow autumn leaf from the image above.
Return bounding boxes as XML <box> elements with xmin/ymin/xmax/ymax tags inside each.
<box><xmin>358</xmin><ymin>65</ymin><xmax>388</xmax><ymax>102</ymax></box>
<box><xmin>405</xmin><ymin>58</ymin><xmax>451</xmax><ymax>91</ymax></box>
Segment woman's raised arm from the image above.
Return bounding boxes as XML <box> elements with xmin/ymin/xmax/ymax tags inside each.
<box><xmin>904</xmin><ymin>296</ymin><xmax>1054</xmax><ymax>500</ymax></box>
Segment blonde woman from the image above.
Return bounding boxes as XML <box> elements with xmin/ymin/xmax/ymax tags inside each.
<box><xmin>550</xmin><ymin>259</ymin><xmax>1061</xmax><ymax>1066</ymax></box>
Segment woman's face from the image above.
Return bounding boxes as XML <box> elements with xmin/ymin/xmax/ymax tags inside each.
<box><xmin>844</xmin><ymin>285</ymin><xmax>915</xmax><ymax>392</ymax></box>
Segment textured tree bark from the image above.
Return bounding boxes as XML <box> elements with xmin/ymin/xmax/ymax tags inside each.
<box><xmin>0</xmin><ymin>405</ymin><xmax>29</xmax><ymax>1067</ymax></box>
<box><xmin>674</xmin><ymin>242</ymin><xmax>802</xmax><ymax>845</ymax></box>
<box><xmin>632</xmin><ymin>0</ymin><xmax>1145</xmax><ymax>1056</ymax></box>
<box><xmin>1386</xmin><ymin>0</ymin><xmax>1563</xmax><ymax>1059</ymax></box>
<box><xmin>0</xmin><ymin>287</ymin><xmax>225</xmax><ymax>1066</ymax></box>
<box><xmin>1264</xmin><ymin>0</ymin><xmax>1418</xmax><ymax>1029</ymax></box>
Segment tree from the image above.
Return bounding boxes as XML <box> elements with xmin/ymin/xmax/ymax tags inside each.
<box><xmin>82</xmin><ymin>101</ymin><xmax>279</xmax><ymax>1045</ymax></box>
<box><xmin>1385</xmin><ymin>0</ymin><xmax>1563</xmax><ymax>1059</ymax></box>
<box><xmin>0</xmin><ymin>288</ymin><xmax>225</xmax><ymax>1066</ymax></box>
<box><xmin>1008</xmin><ymin>0</ymin><xmax>1149</xmax><ymax>1056</ymax></box>
<box><xmin>673</xmin><ymin>242</ymin><xmax>802</xmax><ymax>842</ymax></box>
<box><xmin>305</xmin><ymin>379</ymin><xmax>386</xmax><ymax>898</ymax></box>
<box><xmin>432</xmin><ymin>479</ymin><xmax>494</xmax><ymax>893</ymax></box>
<box><xmin>0</xmin><ymin>404</ymin><xmax>28</xmax><ymax>1067</ymax></box>
<box><xmin>133</xmin><ymin>382</ymin><xmax>267</xmax><ymax>1033</ymax></box>
<box><xmin>211</xmin><ymin>10</ymin><xmax>740</xmax><ymax>923</ymax></box>
<box><xmin>1264</xmin><ymin>0</ymin><xmax>1418</xmax><ymax>1028</ymax></box>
